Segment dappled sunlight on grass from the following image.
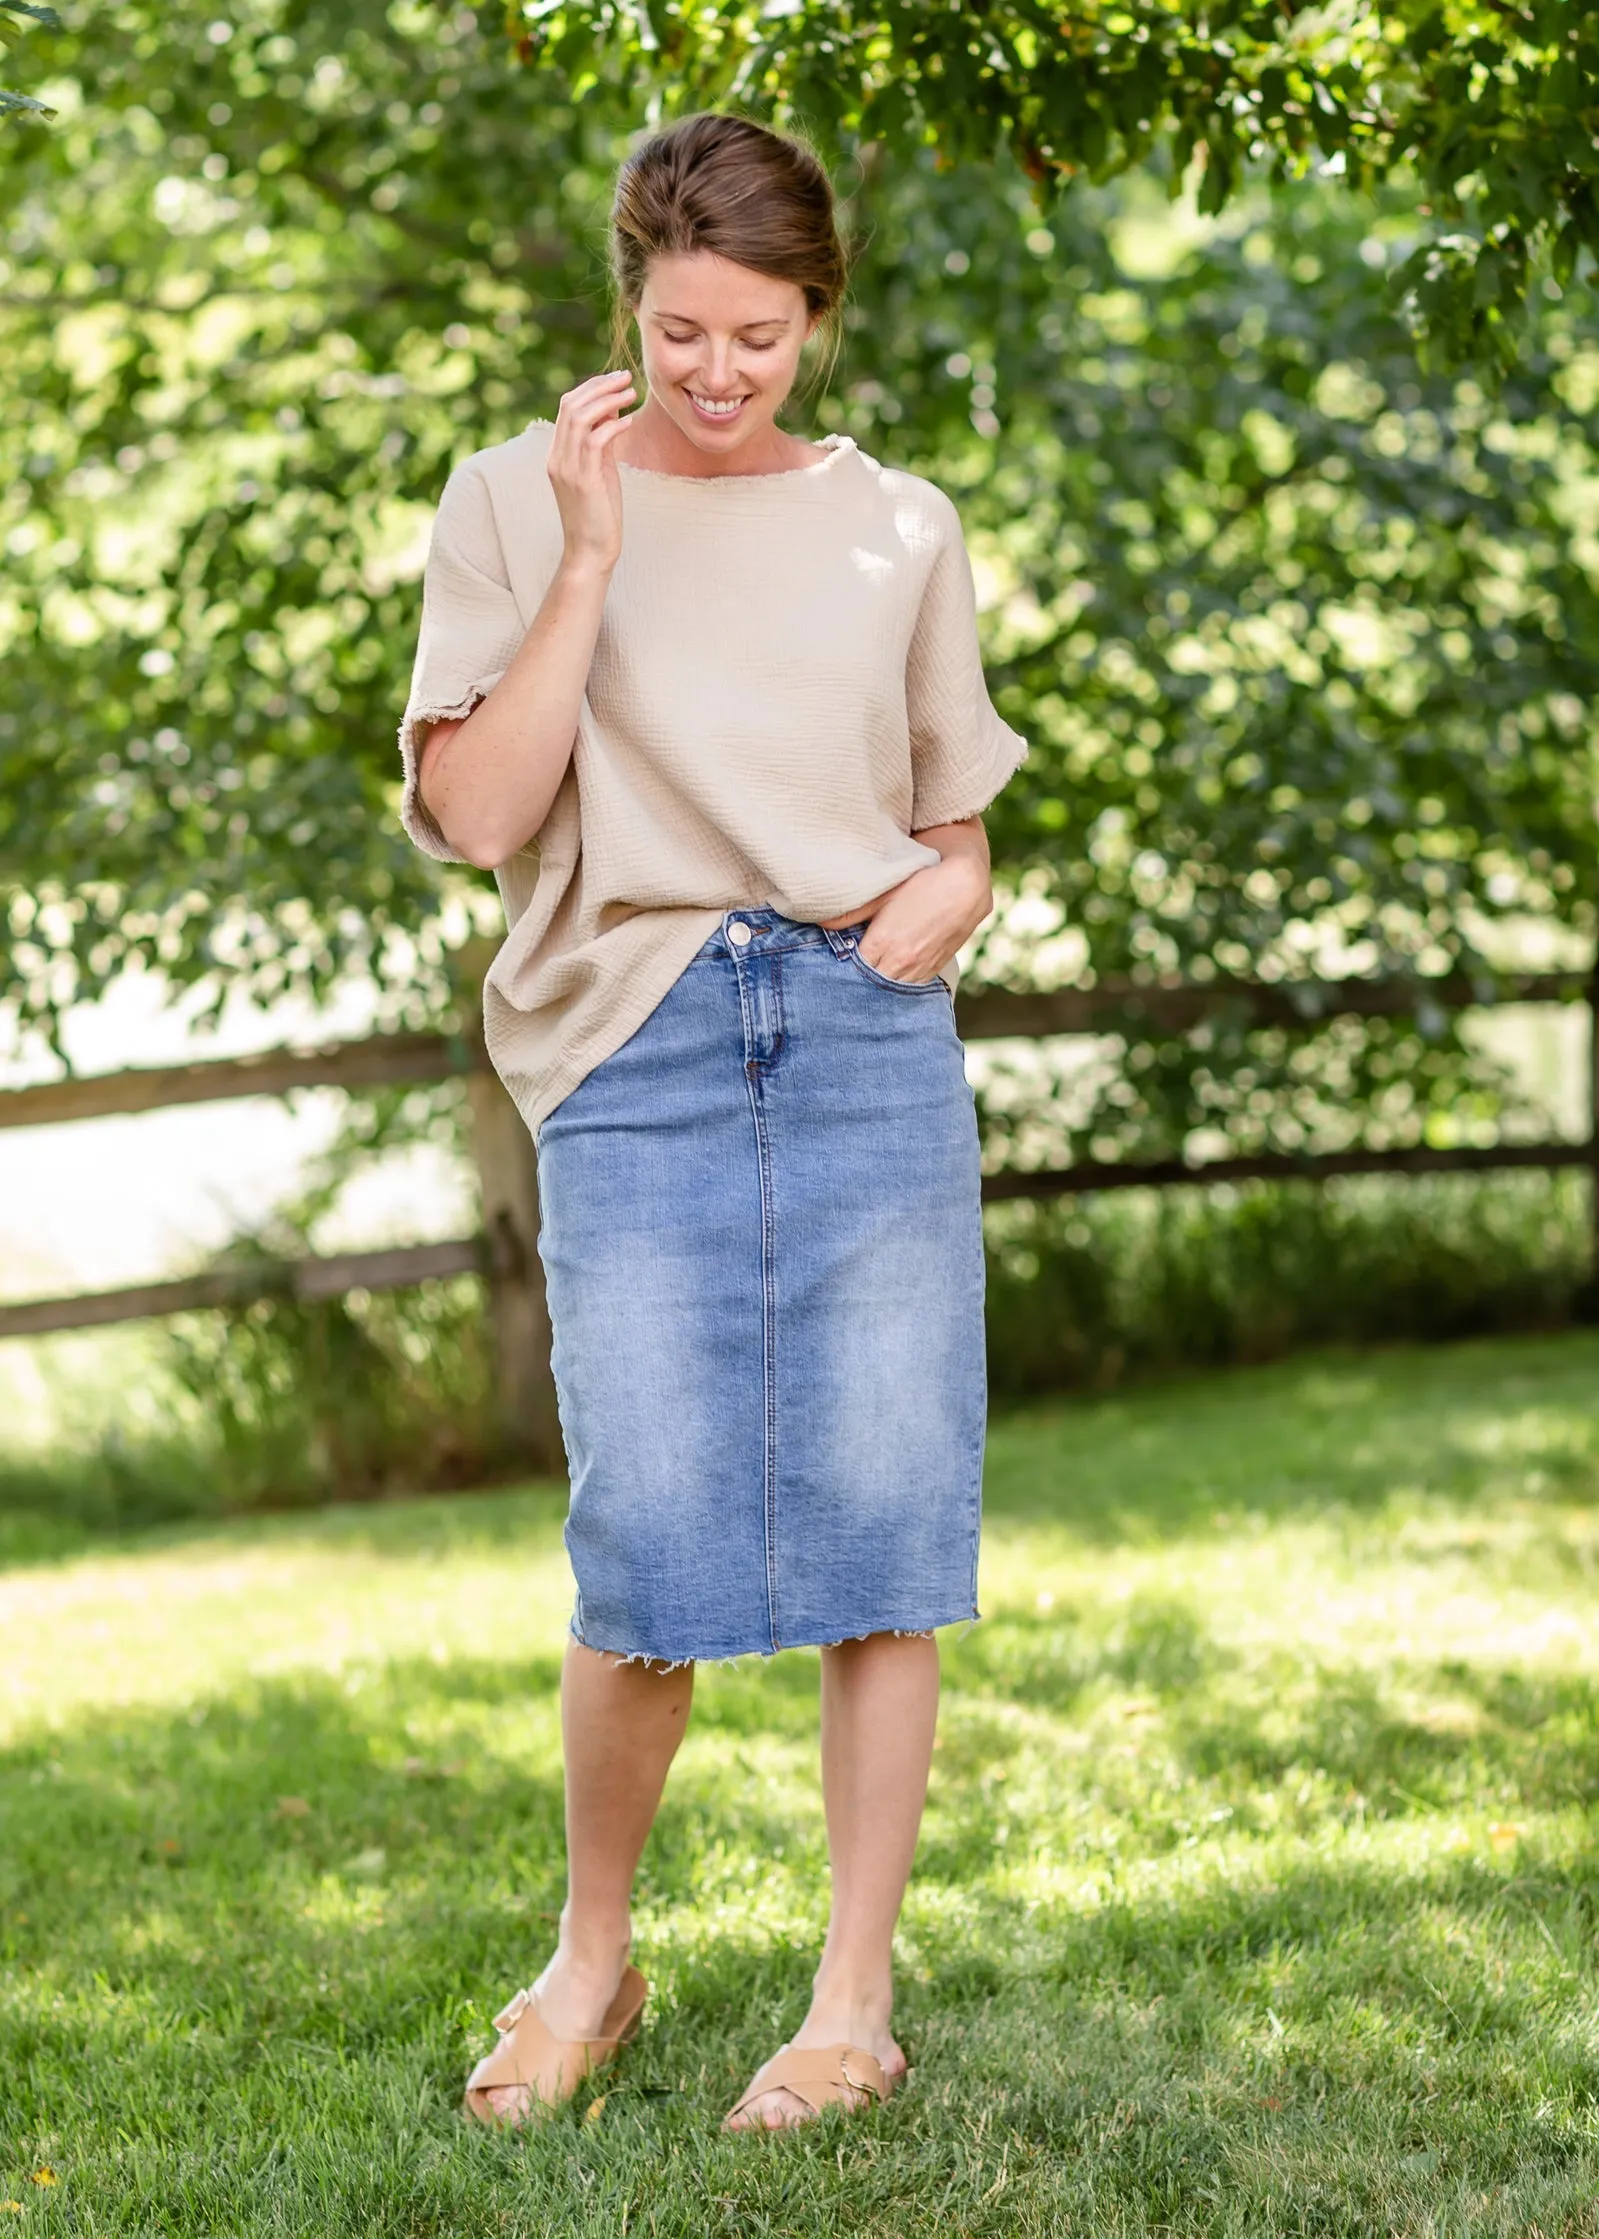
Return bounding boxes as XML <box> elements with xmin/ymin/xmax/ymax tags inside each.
<box><xmin>981</xmin><ymin>1331</ymin><xmax>1599</xmax><ymax>1539</ymax></box>
<box><xmin>2</xmin><ymin>1331</ymin><xmax>1598</xmax><ymax>2234</ymax></box>
<box><xmin>0</xmin><ymin>1490</ymin><xmax>575</xmax><ymax>1740</ymax></box>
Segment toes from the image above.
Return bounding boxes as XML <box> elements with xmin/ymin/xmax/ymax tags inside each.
<box><xmin>761</xmin><ymin>2087</ymin><xmax>825</xmax><ymax>2128</ymax></box>
<box><xmin>725</xmin><ymin>2086</ymin><xmax>812</xmax><ymax>2131</ymax></box>
<box><xmin>481</xmin><ymin>2083</ymin><xmax>539</xmax><ymax>2125</ymax></box>
<box><xmin>726</xmin><ymin>2069</ymin><xmax>891</xmax><ymax>2132</ymax></box>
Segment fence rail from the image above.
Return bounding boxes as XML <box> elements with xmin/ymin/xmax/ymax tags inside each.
<box><xmin>3</xmin><ymin>962</ymin><xmax>1594</xmax><ymax>1467</ymax></box>
<box><xmin>0</xmin><ymin>1238</ymin><xmax>484</xmax><ymax>1341</ymax></box>
<box><xmin>0</xmin><ymin>1030</ymin><xmax>483</xmax><ymax>1132</ymax></box>
<box><xmin>0</xmin><ymin>972</ymin><xmax>1585</xmax><ymax>1135</ymax></box>
<box><xmin>981</xmin><ymin>1138</ymin><xmax>1594</xmax><ymax>1202</ymax></box>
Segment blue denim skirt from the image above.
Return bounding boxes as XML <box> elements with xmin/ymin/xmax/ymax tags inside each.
<box><xmin>534</xmin><ymin>907</ymin><xmax>986</xmax><ymax>1665</ymax></box>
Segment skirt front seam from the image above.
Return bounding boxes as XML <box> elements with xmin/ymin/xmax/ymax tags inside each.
<box><xmin>536</xmin><ymin>907</ymin><xmax>986</xmax><ymax>1667</ymax></box>
<box><xmin>734</xmin><ymin>935</ymin><xmax>783</xmax><ymax>1655</ymax></box>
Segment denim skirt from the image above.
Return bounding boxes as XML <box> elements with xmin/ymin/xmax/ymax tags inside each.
<box><xmin>534</xmin><ymin>907</ymin><xmax>987</xmax><ymax>1665</ymax></box>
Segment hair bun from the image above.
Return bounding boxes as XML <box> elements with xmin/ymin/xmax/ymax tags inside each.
<box><xmin>609</xmin><ymin>113</ymin><xmax>848</xmax><ymax>373</ymax></box>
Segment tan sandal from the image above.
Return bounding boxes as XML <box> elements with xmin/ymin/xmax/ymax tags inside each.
<box><xmin>462</xmin><ymin>1964</ymin><xmax>648</xmax><ymax>2125</ymax></box>
<box><xmin>725</xmin><ymin>2042</ymin><xmax>893</xmax><ymax>2129</ymax></box>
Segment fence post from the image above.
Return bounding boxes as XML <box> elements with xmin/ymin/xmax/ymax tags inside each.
<box><xmin>456</xmin><ymin>942</ymin><xmax>565</xmax><ymax>1476</ymax></box>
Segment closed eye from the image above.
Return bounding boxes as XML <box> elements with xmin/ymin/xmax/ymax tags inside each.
<box><xmin>663</xmin><ymin>332</ymin><xmax>782</xmax><ymax>351</ymax></box>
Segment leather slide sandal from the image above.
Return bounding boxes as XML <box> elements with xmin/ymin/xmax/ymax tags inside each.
<box><xmin>463</xmin><ymin>1963</ymin><xmax>649</xmax><ymax>2125</ymax></box>
<box><xmin>725</xmin><ymin>2043</ymin><xmax>892</xmax><ymax>2129</ymax></box>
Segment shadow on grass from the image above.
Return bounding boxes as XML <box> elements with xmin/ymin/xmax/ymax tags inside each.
<box><xmin>0</xmin><ymin>1467</ymin><xmax>576</xmax><ymax>1574</ymax></box>
<box><xmin>5</xmin><ymin>1331</ymin><xmax>1596</xmax><ymax>1580</ymax></box>
<box><xmin>5</xmin><ymin>1333</ymin><xmax>1599</xmax><ymax>2228</ymax></box>
<box><xmin>931</xmin><ymin>1597</ymin><xmax>1599</xmax><ymax>1850</ymax></box>
<box><xmin>4</xmin><ymin>1614</ymin><xmax>1599</xmax><ymax>2234</ymax></box>
<box><xmin>982</xmin><ymin>1329</ymin><xmax>1599</xmax><ymax>1540</ymax></box>
<box><xmin>5</xmin><ymin>1623</ymin><xmax>1597</xmax><ymax>1998</ymax></box>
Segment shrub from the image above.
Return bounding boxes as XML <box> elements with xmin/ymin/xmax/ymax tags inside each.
<box><xmin>985</xmin><ymin>1169</ymin><xmax>1592</xmax><ymax>1398</ymax></box>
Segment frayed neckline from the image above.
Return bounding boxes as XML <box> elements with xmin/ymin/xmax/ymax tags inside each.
<box><xmin>613</xmin><ymin>432</ymin><xmax>858</xmax><ymax>489</ymax></box>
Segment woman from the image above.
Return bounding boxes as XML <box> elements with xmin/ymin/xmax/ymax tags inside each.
<box><xmin>399</xmin><ymin>111</ymin><xmax>1026</xmax><ymax>2131</ymax></box>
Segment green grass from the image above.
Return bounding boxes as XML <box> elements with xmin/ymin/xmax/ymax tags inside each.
<box><xmin>4</xmin><ymin>1171</ymin><xmax>1589</xmax><ymax>1549</ymax></box>
<box><xmin>4</xmin><ymin>1331</ymin><xmax>1599</xmax><ymax>2236</ymax></box>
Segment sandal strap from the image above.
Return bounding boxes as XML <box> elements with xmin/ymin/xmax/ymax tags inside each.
<box><xmin>463</xmin><ymin>1965</ymin><xmax>648</xmax><ymax>2111</ymax></box>
<box><xmin>492</xmin><ymin>1985</ymin><xmax>537</xmax><ymax>2034</ymax></box>
<box><xmin>466</xmin><ymin>1992</ymin><xmax>576</xmax><ymax>2099</ymax></box>
<box><xmin>730</xmin><ymin>2043</ymin><xmax>887</xmax><ymax>2120</ymax></box>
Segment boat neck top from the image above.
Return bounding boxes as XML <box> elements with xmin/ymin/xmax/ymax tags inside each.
<box><xmin>398</xmin><ymin>418</ymin><xmax>1028</xmax><ymax>1133</ymax></box>
<box><xmin>611</xmin><ymin>428</ymin><xmax>853</xmax><ymax>484</ymax></box>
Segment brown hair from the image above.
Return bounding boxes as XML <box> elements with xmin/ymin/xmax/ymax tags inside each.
<box><xmin>609</xmin><ymin>112</ymin><xmax>848</xmax><ymax>382</ymax></box>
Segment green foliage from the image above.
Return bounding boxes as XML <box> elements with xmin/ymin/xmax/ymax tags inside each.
<box><xmin>984</xmin><ymin>1169</ymin><xmax>1592</xmax><ymax>1398</ymax></box>
<box><xmin>1</xmin><ymin>2</ymin><xmax>1594</xmax><ymax>1164</ymax></box>
<box><xmin>515</xmin><ymin>0</ymin><xmax>1599</xmax><ymax>372</ymax></box>
<box><xmin>164</xmin><ymin>1275</ymin><xmax>494</xmax><ymax>1506</ymax></box>
<box><xmin>0</xmin><ymin>1418</ymin><xmax>217</xmax><ymax>1560</ymax></box>
<box><xmin>0</xmin><ymin>0</ymin><xmax>59</xmax><ymax>119</ymax></box>
<box><xmin>0</xmin><ymin>1082</ymin><xmax>490</xmax><ymax>1547</ymax></box>
<box><xmin>146</xmin><ymin>1078</ymin><xmax>494</xmax><ymax>1510</ymax></box>
<box><xmin>843</xmin><ymin>165</ymin><xmax>1599</xmax><ymax>1164</ymax></box>
<box><xmin>1</xmin><ymin>1170</ymin><xmax>1587</xmax><ymax>1546</ymax></box>
<box><xmin>932</xmin><ymin>191</ymin><xmax>1599</xmax><ymax>981</ymax></box>
<box><xmin>14</xmin><ymin>3</ymin><xmax>1596</xmax><ymax>361</ymax></box>
<box><xmin>2</xmin><ymin>1</ymin><xmax>605</xmax><ymax>1036</ymax></box>
<box><xmin>0</xmin><ymin>1277</ymin><xmax>495</xmax><ymax>1551</ymax></box>
<box><xmin>5</xmin><ymin>1332</ymin><xmax>1599</xmax><ymax>2232</ymax></box>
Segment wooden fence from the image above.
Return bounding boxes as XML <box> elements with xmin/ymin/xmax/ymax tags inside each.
<box><xmin>2</xmin><ymin>965</ymin><xmax>1593</xmax><ymax>1472</ymax></box>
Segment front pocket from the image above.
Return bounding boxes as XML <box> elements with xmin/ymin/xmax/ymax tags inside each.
<box><xmin>841</xmin><ymin>943</ymin><xmax>948</xmax><ymax>996</ymax></box>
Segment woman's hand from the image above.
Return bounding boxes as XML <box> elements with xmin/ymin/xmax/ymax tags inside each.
<box><xmin>546</xmin><ymin>369</ymin><xmax>638</xmax><ymax>575</ymax></box>
<box><xmin>852</xmin><ymin>819</ymin><xmax>993</xmax><ymax>983</ymax></box>
<box><xmin>415</xmin><ymin>381</ymin><xmax>636</xmax><ymax>868</ymax></box>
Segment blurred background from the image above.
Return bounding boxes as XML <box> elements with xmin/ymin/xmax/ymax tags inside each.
<box><xmin>4</xmin><ymin>9</ymin><xmax>1599</xmax><ymax>2231</ymax></box>
<box><xmin>3</xmin><ymin>1</ymin><xmax>1596</xmax><ymax>1545</ymax></box>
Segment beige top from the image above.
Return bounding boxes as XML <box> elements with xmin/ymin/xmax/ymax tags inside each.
<box><xmin>398</xmin><ymin>420</ymin><xmax>1028</xmax><ymax>1134</ymax></box>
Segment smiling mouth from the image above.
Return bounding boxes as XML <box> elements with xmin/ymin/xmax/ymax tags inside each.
<box><xmin>687</xmin><ymin>391</ymin><xmax>750</xmax><ymax>420</ymax></box>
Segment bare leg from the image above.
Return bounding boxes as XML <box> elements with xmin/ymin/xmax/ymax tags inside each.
<box><xmin>482</xmin><ymin>1638</ymin><xmax>693</xmax><ymax>2121</ymax></box>
<box><xmin>726</xmin><ymin>1631</ymin><xmax>939</xmax><ymax>2129</ymax></box>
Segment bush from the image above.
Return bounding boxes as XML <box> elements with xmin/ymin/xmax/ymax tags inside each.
<box><xmin>1</xmin><ymin>1171</ymin><xmax>1589</xmax><ymax>1554</ymax></box>
<box><xmin>162</xmin><ymin>1272</ymin><xmax>495</xmax><ymax>1509</ymax></box>
<box><xmin>985</xmin><ymin>1169</ymin><xmax>1592</xmax><ymax>1398</ymax></box>
<box><xmin>0</xmin><ymin>1275</ymin><xmax>495</xmax><ymax>1556</ymax></box>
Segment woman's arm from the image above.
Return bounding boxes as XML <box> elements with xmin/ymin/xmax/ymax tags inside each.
<box><xmin>418</xmin><ymin>369</ymin><xmax>635</xmax><ymax>869</ymax></box>
<box><xmin>418</xmin><ymin>553</ymin><xmax>611</xmax><ymax>868</ymax></box>
<box><xmin>849</xmin><ymin>816</ymin><xmax>993</xmax><ymax>984</ymax></box>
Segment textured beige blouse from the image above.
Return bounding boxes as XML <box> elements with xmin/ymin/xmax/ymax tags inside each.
<box><xmin>398</xmin><ymin>421</ymin><xmax>1028</xmax><ymax>1134</ymax></box>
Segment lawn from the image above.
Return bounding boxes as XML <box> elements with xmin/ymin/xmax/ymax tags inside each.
<box><xmin>3</xmin><ymin>1331</ymin><xmax>1599</xmax><ymax>2236</ymax></box>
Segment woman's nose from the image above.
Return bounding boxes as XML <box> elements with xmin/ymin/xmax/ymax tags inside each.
<box><xmin>701</xmin><ymin>348</ymin><xmax>738</xmax><ymax>391</ymax></box>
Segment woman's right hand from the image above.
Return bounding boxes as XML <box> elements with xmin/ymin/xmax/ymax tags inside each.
<box><xmin>546</xmin><ymin>369</ymin><xmax>637</xmax><ymax>575</ymax></box>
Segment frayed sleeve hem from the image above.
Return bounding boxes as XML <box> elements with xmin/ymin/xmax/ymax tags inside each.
<box><xmin>910</xmin><ymin>721</ymin><xmax>1029</xmax><ymax>833</ymax></box>
<box><xmin>396</xmin><ymin>673</ymin><xmax>506</xmax><ymax>863</ymax></box>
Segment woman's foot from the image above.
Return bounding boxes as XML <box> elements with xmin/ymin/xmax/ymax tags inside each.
<box><xmin>477</xmin><ymin>1925</ymin><xmax>633</xmax><ymax>2124</ymax></box>
<box><xmin>723</xmin><ymin>1992</ymin><xmax>907</xmax><ymax>2130</ymax></box>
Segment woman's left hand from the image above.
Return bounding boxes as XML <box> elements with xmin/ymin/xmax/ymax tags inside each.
<box><xmin>850</xmin><ymin>820</ymin><xmax>993</xmax><ymax>984</ymax></box>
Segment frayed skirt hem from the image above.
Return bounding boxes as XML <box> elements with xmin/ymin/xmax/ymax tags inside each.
<box><xmin>568</xmin><ymin>1607</ymin><xmax>981</xmax><ymax>1673</ymax></box>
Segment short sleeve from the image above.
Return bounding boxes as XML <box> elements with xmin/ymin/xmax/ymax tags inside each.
<box><xmin>906</xmin><ymin>495</ymin><xmax>1028</xmax><ymax>830</ymax></box>
<box><xmin>396</xmin><ymin>460</ymin><xmax>528</xmax><ymax>862</ymax></box>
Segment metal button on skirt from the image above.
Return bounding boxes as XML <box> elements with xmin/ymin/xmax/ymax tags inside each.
<box><xmin>534</xmin><ymin>908</ymin><xmax>986</xmax><ymax>1665</ymax></box>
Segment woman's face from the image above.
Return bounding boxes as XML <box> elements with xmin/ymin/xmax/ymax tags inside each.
<box><xmin>633</xmin><ymin>251</ymin><xmax>815</xmax><ymax>456</ymax></box>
